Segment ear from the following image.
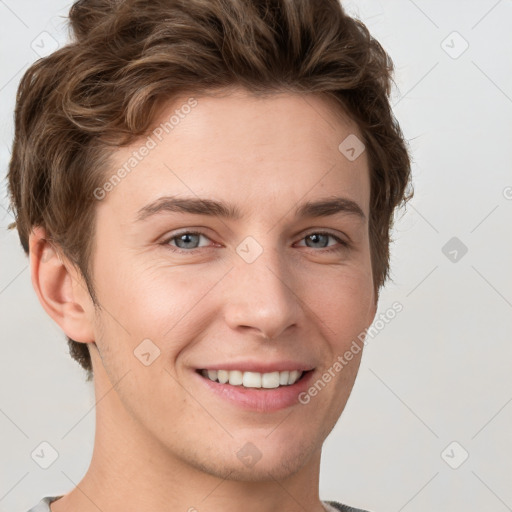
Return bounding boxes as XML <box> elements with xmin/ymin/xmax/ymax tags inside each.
<box><xmin>29</xmin><ymin>225</ymin><xmax>96</xmax><ymax>344</ymax></box>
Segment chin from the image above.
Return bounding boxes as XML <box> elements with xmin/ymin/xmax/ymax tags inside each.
<box><xmin>182</xmin><ymin>431</ymin><xmax>323</xmax><ymax>482</ymax></box>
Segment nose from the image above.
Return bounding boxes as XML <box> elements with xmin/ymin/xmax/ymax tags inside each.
<box><xmin>223</xmin><ymin>242</ymin><xmax>300</xmax><ymax>341</ymax></box>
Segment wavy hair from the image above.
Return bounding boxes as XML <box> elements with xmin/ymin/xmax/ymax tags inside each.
<box><xmin>7</xmin><ymin>0</ymin><xmax>413</xmax><ymax>380</ymax></box>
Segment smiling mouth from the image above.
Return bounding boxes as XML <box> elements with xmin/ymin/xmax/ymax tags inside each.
<box><xmin>196</xmin><ymin>369</ymin><xmax>312</xmax><ymax>389</ymax></box>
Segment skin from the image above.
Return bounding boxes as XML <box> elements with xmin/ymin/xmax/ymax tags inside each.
<box><xmin>30</xmin><ymin>87</ymin><xmax>377</xmax><ymax>512</ymax></box>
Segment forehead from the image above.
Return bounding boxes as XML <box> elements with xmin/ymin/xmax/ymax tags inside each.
<box><xmin>101</xmin><ymin>88</ymin><xmax>370</xmax><ymax>221</ymax></box>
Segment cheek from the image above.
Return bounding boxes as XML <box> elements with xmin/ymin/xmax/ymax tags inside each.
<box><xmin>304</xmin><ymin>264</ymin><xmax>375</xmax><ymax>345</ymax></box>
<box><xmin>305</xmin><ymin>270</ymin><xmax>373</xmax><ymax>417</ymax></box>
<box><xmin>130</xmin><ymin>263</ymin><xmax>227</xmax><ymax>330</ymax></box>
<box><xmin>93</xmin><ymin>255</ymin><xmax>227</xmax><ymax>353</ymax></box>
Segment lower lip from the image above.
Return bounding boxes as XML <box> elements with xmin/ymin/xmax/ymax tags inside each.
<box><xmin>194</xmin><ymin>370</ymin><xmax>315</xmax><ymax>413</ymax></box>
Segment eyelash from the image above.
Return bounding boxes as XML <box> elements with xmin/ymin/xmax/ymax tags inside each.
<box><xmin>160</xmin><ymin>230</ymin><xmax>349</xmax><ymax>254</ymax></box>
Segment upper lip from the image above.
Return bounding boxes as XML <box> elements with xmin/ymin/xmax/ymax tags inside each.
<box><xmin>195</xmin><ymin>360</ymin><xmax>315</xmax><ymax>373</ymax></box>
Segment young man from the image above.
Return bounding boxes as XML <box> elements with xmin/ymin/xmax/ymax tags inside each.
<box><xmin>8</xmin><ymin>0</ymin><xmax>412</xmax><ymax>510</ymax></box>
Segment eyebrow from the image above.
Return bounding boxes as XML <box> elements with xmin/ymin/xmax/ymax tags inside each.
<box><xmin>134</xmin><ymin>195</ymin><xmax>366</xmax><ymax>223</ymax></box>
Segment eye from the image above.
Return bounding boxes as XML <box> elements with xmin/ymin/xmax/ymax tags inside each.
<box><xmin>160</xmin><ymin>230</ymin><xmax>349</xmax><ymax>254</ymax></box>
<box><xmin>162</xmin><ymin>231</ymin><xmax>213</xmax><ymax>252</ymax></box>
<box><xmin>296</xmin><ymin>232</ymin><xmax>348</xmax><ymax>253</ymax></box>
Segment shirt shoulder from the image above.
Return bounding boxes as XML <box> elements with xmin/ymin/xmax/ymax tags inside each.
<box><xmin>323</xmin><ymin>500</ymin><xmax>373</xmax><ymax>512</ymax></box>
<box><xmin>25</xmin><ymin>496</ymin><xmax>63</xmax><ymax>512</ymax></box>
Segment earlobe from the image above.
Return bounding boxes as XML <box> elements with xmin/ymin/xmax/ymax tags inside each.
<box><xmin>29</xmin><ymin>226</ymin><xmax>96</xmax><ymax>344</ymax></box>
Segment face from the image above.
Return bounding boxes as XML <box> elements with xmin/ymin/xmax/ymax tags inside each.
<box><xmin>87</xmin><ymin>88</ymin><xmax>377</xmax><ymax>480</ymax></box>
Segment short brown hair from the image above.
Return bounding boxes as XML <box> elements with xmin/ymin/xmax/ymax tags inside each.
<box><xmin>7</xmin><ymin>0</ymin><xmax>413</xmax><ymax>381</ymax></box>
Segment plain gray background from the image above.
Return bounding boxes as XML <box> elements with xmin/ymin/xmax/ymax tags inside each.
<box><xmin>1</xmin><ymin>1</ymin><xmax>511</xmax><ymax>511</ymax></box>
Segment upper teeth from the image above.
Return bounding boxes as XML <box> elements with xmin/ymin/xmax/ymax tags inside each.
<box><xmin>201</xmin><ymin>369</ymin><xmax>303</xmax><ymax>388</ymax></box>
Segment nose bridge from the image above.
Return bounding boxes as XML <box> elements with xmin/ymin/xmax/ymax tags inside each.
<box><xmin>223</xmin><ymin>234</ymin><xmax>300</xmax><ymax>340</ymax></box>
